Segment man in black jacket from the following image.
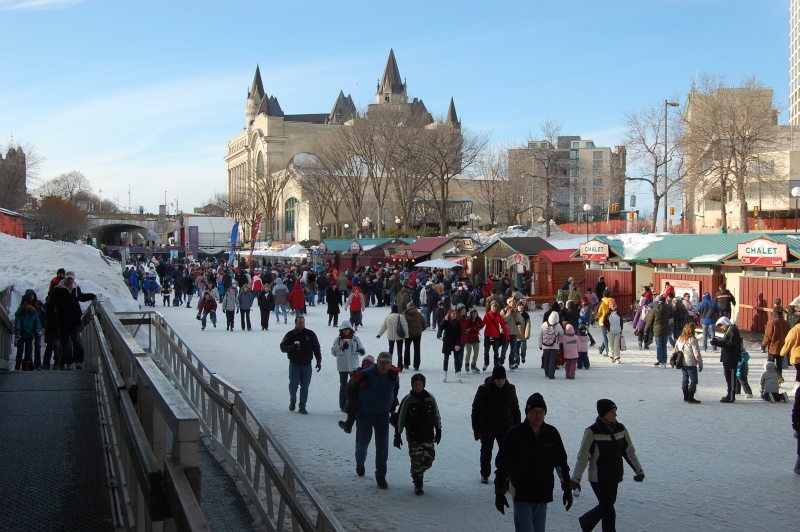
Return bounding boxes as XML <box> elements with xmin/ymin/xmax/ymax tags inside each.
<box><xmin>279</xmin><ymin>316</ymin><xmax>322</xmax><ymax>414</ymax></box>
<box><xmin>49</xmin><ymin>271</ymin><xmax>96</xmax><ymax>369</ymax></box>
<box><xmin>711</xmin><ymin>316</ymin><xmax>742</xmax><ymax>403</ymax></box>
<box><xmin>471</xmin><ymin>365</ymin><xmax>520</xmax><ymax>484</ymax></box>
<box><xmin>494</xmin><ymin>393</ymin><xmax>572</xmax><ymax>529</ymax></box>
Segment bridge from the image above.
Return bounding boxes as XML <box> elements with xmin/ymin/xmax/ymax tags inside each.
<box><xmin>0</xmin><ymin>290</ymin><xmax>344</xmax><ymax>532</ymax></box>
<box><xmin>87</xmin><ymin>213</ymin><xmax>182</xmax><ymax>246</ymax></box>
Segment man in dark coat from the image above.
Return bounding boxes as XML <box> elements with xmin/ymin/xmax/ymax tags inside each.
<box><xmin>49</xmin><ymin>271</ymin><xmax>96</xmax><ymax>369</ymax></box>
<box><xmin>279</xmin><ymin>316</ymin><xmax>322</xmax><ymax>414</ymax></box>
<box><xmin>494</xmin><ymin>393</ymin><xmax>572</xmax><ymax>528</ymax></box>
<box><xmin>715</xmin><ymin>284</ymin><xmax>737</xmax><ymax>319</ymax></box>
<box><xmin>594</xmin><ymin>276</ymin><xmax>607</xmax><ymax>303</ymax></box>
<box><xmin>711</xmin><ymin>316</ymin><xmax>742</xmax><ymax>403</ymax></box>
<box><xmin>471</xmin><ymin>365</ymin><xmax>520</xmax><ymax>484</ymax></box>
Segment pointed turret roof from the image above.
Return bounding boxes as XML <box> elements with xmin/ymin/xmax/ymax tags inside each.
<box><xmin>378</xmin><ymin>49</ymin><xmax>405</xmax><ymax>95</ymax></box>
<box><xmin>328</xmin><ymin>90</ymin><xmax>357</xmax><ymax>124</ymax></box>
<box><xmin>249</xmin><ymin>65</ymin><xmax>266</xmax><ymax>100</ymax></box>
<box><xmin>446</xmin><ymin>97</ymin><xmax>460</xmax><ymax>127</ymax></box>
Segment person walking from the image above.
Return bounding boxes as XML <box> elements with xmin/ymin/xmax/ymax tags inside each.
<box><xmin>345</xmin><ymin>286</ymin><xmax>366</xmax><ymax>330</ymax></box>
<box><xmin>403</xmin><ymin>302</ymin><xmax>426</xmax><ymax>370</ymax></box>
<box><xmin>237</xmin><ymin>284</ymin><xmax>256</xmax><ymax>331</ymax></box>
<box><xmin>500</xmin><ymin>298</ymin><xmax>523</xmax><ymax>369</ymax></box>
<box><xmin>515</xmin><ymin>301</ymin><xmax>531</xmax><ymax>365</ymax></box>
<box><xmin>780</xmin><ymin>319</ymin><xmax>800</xmax><ymax>393</ymax></box>
<box><xmin>464</xmin><ymin>308</ymin><xmax>485</xmax><ymax>374</ymax></box>
<box><xmin>287</xmin><ymin>280</ymin><xmax>306</xmax><ymax>319</ymax></box>
<box><xmin>326</xmin><ymin>279</ymin><xmax>341</xmax><ymax>327</ymax></box>
<box><xmin>711</xmin><ymin>316</ymin><xmax>743</xmax><ymax>402</ymax></box>
<box><xmin>257</xmin><ymin>286</ymin><xmax>275</xmax><ymax>331</ymax></box>
<box><xmin>539</xmin><ymin>312</ymin><xmax>565</xmax><ymax>379</ymax></box>
<box><xmin>695</xmin><ymin>292</ymin><xmax>722</xmax><ymax>351</ymax></box>
<box><xmin>279</xmin><ymin>316</ymin><xmax>322</xmax><ymax>414</ymax></box>
<box><xmin>49</xmin><ymin>271</ymin><xmax>96</xmax><ymax>370</ymax></box>
<box><xmin>471</xmin><ymin>365</ymin><xmax>520</xmax><ymax>484</ymax></box>
<box><xmin>482</xmin><ymin>301</ymin><xmax>511</xmax><ymax>371</ymax></box>
<box><xmin>348</xmin><ymin>351</ymin><xmax>400</xmax><ymax>489</ymax></box>
<box><xmin>644</xmin><ymin>296</ymin><xmax>672</xmax><ymax>367</ymax></box>
<box><xmin>272</xmin><ymin>277</ymin><xmax>290</xmax><ymax>324</ymax></box>
<box><xmin>331</xmin><ymin>320</ymin><xmax>365</xmax><ymax>412</ymax></box>
<box><xmin>376</xmin><ymin>304</ymin><xmax>409</xmax><ymax>365</ymax></box>
<box><xmin>14</xmin><ymin>294</ymin><xmax>42</xmax><ymax>371</ymax></box>
<box><xmin>440</xmin><ymin>309</ymin><xmax>464</xmax><ymax>382</ymax></box>
<box><xmin>394</xmin><ymin>373</ymin><xmax>442</xmax><ymax>495</ymax></box>
<box><xmin>570</xmin><ymin>399</ymin><xmax>645</xmax><ymax>532</ymax></box>
<box><xmin>595</xmin><ymin>290</ymin><xmax>616</xmax><ymax>357</ymax></box>
<box><xmin>674</xmin><ymin>323</ymin><xmax>703</xmax><ymax>404</ymax></box>
<box><xmin>762</xmin><ymin>306</ymin><xmax>790</xmax><ymax>384</ymax></box>
<box><xmin>494</xmin><ymin>393</ymin><xmax>573</xmax><ymax>530</ymax></box>
<box><xmin>715</xmin><ymin>284</ymin><xmax>736</xmax><ymax>319</ymax></box>
<box><xmin>792</xmin><ymin>387</ymin><xmax>800</xmax><ymax>474</ymax></box>
<box><xmin>220</xmin><ymin>285</ymin><xmax>239</xmax><ymax>331</ymax></box>
<box><xmin>606</xmin><ymin>303</ymin><xmax>623</xmax><ymax>364</ymax></box>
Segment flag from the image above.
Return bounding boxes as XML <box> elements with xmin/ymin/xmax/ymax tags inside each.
<box><xmin>228</xmin><ymin>221</ymin><xmax>239</xmax><ymax>265</ymax></box>
<box><xmin>247</xmin><ymin>213</ymin><xmax>264</xmax><ymax>266</ymax></box>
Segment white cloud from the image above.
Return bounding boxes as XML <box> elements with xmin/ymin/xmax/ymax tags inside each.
<box><xmin>0</xmin><ymin>0</ymin><xmax>82</xmax><ymax>11</ymax></box>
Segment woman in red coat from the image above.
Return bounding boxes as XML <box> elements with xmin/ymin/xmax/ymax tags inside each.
<box><xmin>287</xmin><ymin>281</ymin><xmax>306</xmax><ymax>319</ymax></box>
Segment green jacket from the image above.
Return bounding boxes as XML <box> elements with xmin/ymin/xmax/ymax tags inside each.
<box><xmin>643</xmin><ymin>303</ymin><xmax>672</xmax><ymax>338</ymax></box>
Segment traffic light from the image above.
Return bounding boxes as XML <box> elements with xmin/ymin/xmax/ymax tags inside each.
<box><xmin>754</xmin><ymin>206</ymin><xmax>759</xmax><ymax>217</ymax></box>
<box><xmin>669</xmin><ymin>206</ymin><xmax>675</xmax><ymax>216</ymax></box>
<box><xmin>610</xmin><ymin>203</ymin><xmax>617</xmax><ymax>214</ymax></box>
<box><xmin>629</xmin><ymin>210</ymin><xmax>635</xmax><ymax>220</ymax></box>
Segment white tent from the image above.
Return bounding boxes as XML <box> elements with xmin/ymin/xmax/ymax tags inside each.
<box><xmin>414</xmin><ymin>258</ymin><xmax>464</xmax><ymax>269</ymax></box>
<box><xmin>250</xmin><ymin>243</ymin><xmax>308</xmax><ymax>259</ymax></box>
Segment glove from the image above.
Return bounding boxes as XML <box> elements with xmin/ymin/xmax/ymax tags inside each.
<box><xmin>434</xmin><ymin>427</ymin><xmax>442</xmax><ymax>444</ymax></box>
<box><xmin>633</xmin><ymin>472</ymin><xmax>645</xmax><ymax>482</ymax></box>
<box><xmin>454</xmin><ymin>345</ymin><xmax>460</xmax><ymax>352</ymax></box>
<box><xmin>495</xmin><ymin>494</ymin><xmax>509</xmax><ymax>514</ymax></box>
<box><xmin>357</xmin><ymin>348</ymin><xmax>365</xmax><ymax>355</ymax></box>
<box><xmin>375</xmin><ymin>335</ymin><xmax>380</xmax><ymax>339</ymax></box>
<box><xmin>473</xmin><ymin>430</ymin><xmax>482</xmax><ymax>441</ymax></box>
<box><xmin>393</xmin><ymin>433</ymin><xmax>402</xmax><ymax>449</ymax></box>
<box><xmin>315</xmin><ymin>362</ymin><xmax>321</xmax><ymax>372</ymax></box>
<box><xmin>563</xmin><ymin>490</ymin><xmax>573</xmax><ymax>511</ymax></box>
<box><xmin>341</xmin><ymin>341</ymin><xmax>349</xmax><ymax>350</ymax></box>
<box><xmin>709</xmin><ymin>337</ymin><xmax>718</xmax><ymax>346</ymax></box>
<box><xmin>698</xmin><ymin>363</ymin><xmax>703</xmax><ymax>372</ymax></box>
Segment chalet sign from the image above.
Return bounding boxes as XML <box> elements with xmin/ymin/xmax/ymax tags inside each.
<box><xmin>738</xmin><ymin>238</ymin><xmax>787</xmax><ymax>266</ymax></box>
<box><xmin>453</xmin><ymin>238</ymin><xmax>475</xmax><ymax>251</ymax></box>
<box><xmin>580</xmin><ymin>240</ymin><xmax>609</xmax><ymax>261</ymax></box>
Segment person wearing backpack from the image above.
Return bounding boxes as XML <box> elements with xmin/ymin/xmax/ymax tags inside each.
<box><xmin>539</xmin><ymin>311</ymin><xmax>565</xmax><ymax>379</ymax></box>
<box><xmin>674</xmin><ymin>323</ymin><xmax>703</xmax><ymax>404</ymax></box>
<box><xmin>595</xmin><ymin>290</ymin><xmax>616</xmax><ymax>357</ymax></box>
<box><xmin>711</xmin><ymin>316</ymin><xmax>743</xmax><ymax>403</ymax></box>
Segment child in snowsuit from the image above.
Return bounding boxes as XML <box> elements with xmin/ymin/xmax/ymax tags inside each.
<box><xmin>338</xmin><ymin>355</ymin><xmax>375</xmax><ymax>433</ymax></box>
<box><xmin>577</xmin><ymin>325</ymin><xmax>591</xmax><ymax>369</ymax></box>
<box><xmin>760</xmin><ymin>361</ymin><xmax>789</xmax><ymax>402</ymax></box>
<box><xmin>395</xmin><ymin>373</ymin><xmax>442</xmax><ymax>495</ymax></box>
<box><xmin>161</xmin><ymin>283</ymin><xmax>172</xmax><ymax>307</ymax></box>
<box><xmin>736</xmin><ymin>350</ymin><xmax>753</xmax><ymax>398</ymax></box>
<box><xmin>562</xmin><ymin>324</ymin><xmax>579</xmax><ymax>379</ymax></box>
<box><xmin>14</xmin><ymin>297</ymin><xmax>42</xmax><ymax>371</ymax></box>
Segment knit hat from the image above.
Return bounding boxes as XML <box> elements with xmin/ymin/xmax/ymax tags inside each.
<box><xmin>525</xmin><ymin>393</ymin><xmax>547</xmax><ymax>413</ymax></box>
<box><xmin>491</xmin><ymin>365</ymin><xmax>507</xmax><ymax>380</ymax></box>
<box><xmin>361</xmin><ymin>355</ymin><xmax>375</xmax><ymax>367</ymax></box>
<box><xmin>377</xmin><ymin>351</ymin><xmax>392</xmax><ymax>363</ymax></box>
<box><xmin>716</xmin><ymin>316</ymin><xmax>732</xmax><ymax>328</ymax></box>
<box><xmin>65</xmin><ymin>271</ymin><xmax>76</xmax><ymax>279</ymax></box>
<box><xmin>411</xmin><ymin>373</ymin><xmax>426</xmax><ymax>386</ymax></box>
<box><xmin>597</xmin><ymin>399</ymin><xmax>617</xmax><ymax>417</ymax></box>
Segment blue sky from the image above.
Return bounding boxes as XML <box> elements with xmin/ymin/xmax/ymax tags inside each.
<box><xmin>0</xmin><ymin>0</ymin><xmax>790</xmax><ymax>217</ymax></box>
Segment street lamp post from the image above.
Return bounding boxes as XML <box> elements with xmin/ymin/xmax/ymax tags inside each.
<box><xmin>792</xmin><ymin>187</ymin><xmax>800</xmax><ymax>233</ymax></box>
<box><xmin>394</xmin><ymin>216</ymin><xmax>401</xmax><ymax>230</ymax></box>
<box><xmin>583</xmin><ymin>203</ymin><xmax>592</xmax><ymax>241</ymax></box>
<box><xmin>321</xmin><ymin>226</ymin><xmax>326</xmax><ymax>240</ymax></box>
<box><xmin>664</xmin><ymin>100</ymin><xmax>679</xmax><ymax>232</ymax></box>
<box><xmin>344</xmin><ymin>223</ymin><xmax>350</xmax><ymax>239</ymax></box>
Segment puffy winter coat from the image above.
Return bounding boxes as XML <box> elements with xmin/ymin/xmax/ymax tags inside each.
<box><xmin>538</xmin><ymin>312</ymin><xmax>565</xmax><ymax>349</ymax></box>
<box><xmin>463</xmin><ymin>316</ymin><xmax>485</xmax><ymax>343</ymax></box>
<box><xmin>377</xmin><ymin>312</ymin><xmax>409</xmax><ymax>342</ymax></box>
<box><xmin>287</xmin><ymin>284</ymin><xmax>306</xmax><ymax>310</ymax></box>
<box><xmin>237</xmin><ymin>288</ymin><xmax>256</xmax><ymax>311</ymax></box>
<box><xmin>715</xmin><ymin>323</ymin><xmax>743</xmax><ymax>365</ymax></box>
<box><xmin>643</xmin><ymin>302</ymin><xmax>671</xmax><ymax>338</ymax></box>
<box><xmin>760</xmin><ymin>361</ymin><xmax>780</xmax><ymax>394</ymax></box>
<box><xmin>762</xmin><ymin>316</ymin><xmax>790</xmax><ymax>355</ymax></box>
<box><xmin>331</xmin><ymin>322</ymin><xmax>364</xmax><ymax>372</ymax></box>
<box><xmin>220</xmin><ymin>291</ymin><xmax>239</xmax><ymax>312</ymax></box>
<box><xmin>50</xmin><ymin>280</ymin><xmax>95</xmax><ymax>332</ymax></box>
<box><xmin>571</xmin><ymin>418</ymin><xmax>644</xmax><ymax>485</ymax></box>
<box><xmin>482</xmin><ymin>310</ymin><xmax>510</xmax><ymax>340</ymax></box>
<box><xmin>14</xmin><ymin>304</ymin><xmax>41</xmax><ymax>339</ymax></box>
<box><xmin>197</xmin><ymin>296</ymin><xmax>217</xmax><ymax>313</ymax></box>
<box><xmin>351</xmin><ymin>365</ymin><xmax>400</xmax><ymax>416</ymax></box>
<box><xmin>398</xmin><ymin>389</ymin><xmax>441</xmax><ymax>444</ymax></box>
<box><xmin>271</xmin><ymin>280</ymin><xmax>289</xmax><ymax>305</ymax></box>
<box><xmin>395</xmin><ymin>288</ymin><xmax>412</xmax><ymax>312</ymax></box>
<box><xmin>674</xmin><ymin>336</ymin><xmax>702</xmax><ymax>367</ymax></box>
<box><xmin>561</xmin><ymin>325</ymin><xmax>579</xmax><ymax>359</ymax></box>
<box><xmin>695</xmin><ymin>292</ymin><xmax>721</xmax><ymax>325</ymax></box>
<box><xmin>632</xmin><ymin>297</ymin><xmax>651</xmax><ymax>330</ymax></box>
<box><xmin>280</xmin><ymin>326</ymin><xmax>322</xmax><ymax>367</ymax></box>
<box><xmin>471</xmin><ymin>377</ymin><xmax>521</xmax><ymax>435</ymax></box>
<box><xmin>403</xmin><ymin>307</ymin><xmax>426</xmax><ymax>337</ymax></box>
<box><xmin>440</xmin><ymin>317</ymin><xmax>463</xmax><ymax>353</ymax></box>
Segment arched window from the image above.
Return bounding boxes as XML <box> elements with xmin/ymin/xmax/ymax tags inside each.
<box><xmin>285</xmin><ymin>197</ymin><xmax>298</xmax><ymax>233</ymax></box>
<box><xmin>256</xmin><ymin>152</ymin><xmax>265</xmax><ymax>180</ymax></box>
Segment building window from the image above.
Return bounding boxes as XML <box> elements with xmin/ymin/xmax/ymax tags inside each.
<box><xmin>256</xmin><ymin>152</ymin><xmax>265</xmax><ymax>179</ymax></box>
<box><xmin>593</xmin><ymin>178</ymin><xmax>603</xmax><ymax>187</ymax></box>
<box><xmin>593</xmin><ymin>151</ymin><xmax>603</xmax><ymax>159</ymax></box>
<box><xmin>285</xmin><ymin>197</ymin><xmax>298</xmax><ymax>233</ymax></box>
<box><xmin>572</xmin><ymin>141</ymin><xmax>579</xmax><ymax>148</ymax></box>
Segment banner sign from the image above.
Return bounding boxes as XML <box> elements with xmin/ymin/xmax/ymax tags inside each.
<box><xmin>247</xmin><ymin>213</ymin><xmax>263</xmax><ymax>266</ymax></box>
<box><xmin>580</xmin><ymin>240</ymin><xmax>609</xmax><ymax>261</ymax></box>
<box><xmin>738</xmin><ymin>238</ymin><xmax>787</xmax><ymax>266</ymax></box>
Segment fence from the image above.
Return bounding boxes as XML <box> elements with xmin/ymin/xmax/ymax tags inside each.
<box><xmin>121</xmin><ymin>309</ymin><xmax>344</xmax><ymax>532</ymax></box>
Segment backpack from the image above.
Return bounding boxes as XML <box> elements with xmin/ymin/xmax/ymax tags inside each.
<box><xmin>670</xmin><ymin>344</ymin><xmax>685</xmax><ymax>369</ymax></box>
<box><xmin>542</xmin><ymin>324</ymin><xmax>557</xmax><ymax>347</ymax></box>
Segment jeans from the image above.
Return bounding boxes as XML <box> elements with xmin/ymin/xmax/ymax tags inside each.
<box><xmin>516</xmin><ymin>339</ymin><xmax>528</xmax><ymax>363</ymax></box>
<box><xmin>577</xmin><ymin>351</ymin><xmax>590</xmax><ymax>369</ymax></box>
<box><xmin>240</xmin><ymin>309</ymin><xmax>251</xmax><ymax>330</ymax></box>
<box><xmin>288</xmin><ymin>362</ymin><xmax>312</xmax><ymax>408</ymax></box>
<box><xmin>701</xmin><ymin>322</ymin><xmax>715</xmax><ymax>351</ymax></box>
<box><xmin>275</xmin><ymin>303</ymin><xmax>287</xmax><ymax>321</ymax></box>
<box><xmin>599</xmin><ymin>327</ymin><xmax>609</xmax><ymax>354</ymax></box>
<box><xmin>317</xmin><ymin>290</ymin><xmax>325</xmax><ymax>304</ymax></box>
<box><xmin>294</xmin><ymin>306</ymin><xmax>303</xmax><ymax>318</ymax></box>
<box><xmin>502</xmin><ymin>336</ymin><xmax>518</xmax><ymax>366</ymax></box>
<box><xmin>422</xmin><ymin>308</ymin><xmax>431</xmax><ymax>328</ymax></box>
<box><xmin>542</xmin><ymin>348</ymin><xmax>558</xmax><ymax>378</ymax></box>
<box><xmin>355</xmin><ymin>411</ymin><xmax>390</xmax><ymax>477</ymax></box>
<box><xmin>654</xmin><ymin>335</ymin><xmax>669</xmax><ymax>364</ymax></box>
<box><xmin>681</xmin><ymin>365</ymin><xmax>698</xmax><ymax>391</ymax></box>
<box><xmin>15</xmin><ymin>337</ymin><xmax>33</xmax><ymax>367</ymax></box>
<box><xmin>579</xmin><ymin>481</ymin><xmax>618</xmax><ymax>532</ymax></box>
<box><xmin>307</xmin><ymin>289</ymin><xmax>316</xmax><ymax>306</ymax></box>
<box><xmin>443</xmin><ymin>349</ymin><xmax>464</xmax><ymax>372</ymax></box>
<box><xmin>59</xmin><ymin>328</ymin><xmax>85</xmax><ymax>365</ymax></box>
<box><xmin>201</xmin><ymin>310</ymin><xmax>217</xmax><ymax>329</ymax></box>
<box><xmin>513</xmin><ymin>501</ymin><xmax>548</xmax><ymax>532</ymax></box>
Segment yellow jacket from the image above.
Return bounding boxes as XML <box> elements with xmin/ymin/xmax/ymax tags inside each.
<box><xmin>779</xmin><ymin>323</ymin><xmax>800</xmax><ymax>364</ymax></box>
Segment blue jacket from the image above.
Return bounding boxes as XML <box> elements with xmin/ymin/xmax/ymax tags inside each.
<box><xmin>354</xmin><ymin>365</ymin><xmax>400</xmax><ymax>416</ymax></box>
<box><xmin>15</xmin><ymin>305</ymin><xmax>42</xmax><ymax>339</ymax></box>
<box><xmin>695</xmin><ymin>292</ymin><xmax>721</xmax><ymax>325</ymax></box>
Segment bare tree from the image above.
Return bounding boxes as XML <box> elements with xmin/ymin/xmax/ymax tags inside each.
<box><xmin>248</xmin><ymin>152</ymin><xmax>292</xmax><ymax>240</ymax></box>
<box><xmin>37</xmin><ymin>171</ymin><xmax>93</xmax><ymax>204</ymax></box>
<box><xmin>291</xmin><ymin>153</ymin><xmax>345</xmax><ymax>238</ymax></box>
<box><xmin>683</xmin><ymin>74</ymin><xmax>783</xmax><ymax>233</ymax></box>
<box><xmin>0</xmin><ymin>139</ymin><xmax>44</xmax><ymax>211</ymax></box>
<box><xmin>474</xmin><ymin>146</ymin><xmax>508</xmax><ymax>227</ymax></box>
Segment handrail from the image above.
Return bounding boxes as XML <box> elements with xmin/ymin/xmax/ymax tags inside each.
<box><xmin>86</xmin><ymin>300</ymin><xmax>209</xmax><ymax>530</ymax></box>
<box><xmin>0</xmin><ymin>287</ymin><xmax>14</xmax><ymax>369</ymax></box>
<box><xmin>147</xmin><ymin>310</ymin><xmax>345</xmax><ymax>532</ymax></box>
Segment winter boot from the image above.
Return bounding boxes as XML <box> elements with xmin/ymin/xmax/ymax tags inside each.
<box><xmin>682</xmin><ymin>387</ymin><xmax>688</xmax><ymax>402</ymax></box>
<box><xmin>638</xmin><ymin>341</ymin><xmax>643</xmax><ymax>349</ymax></box>
<box><xmin>687</xmin><ymin>391</ymin><xmax>701</xmax><ymax>404</ymax></box>
<box><xmin>414</xmin><ymin>479</ymin><xmax>424</xmax><ymax>495</ymax></box>
<box><xmin>442</xmin><ymin>371</ymin><xmax>448</xmax><ymax>383</ymax></box>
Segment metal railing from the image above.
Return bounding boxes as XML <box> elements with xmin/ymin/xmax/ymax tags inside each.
<box><xmin>120</xmin><ymin>309</ymin><xmax>344</xmax><ymax>532</ymax></box>
<box><xmin>86</xmin><ymin>301</ymin><xmax>209</xmax><ymax>531</ymax></box>
<box><xmin>0</xmin><ymin>287</ymin><xmax>13</xmax><ymax>369</ymax></box>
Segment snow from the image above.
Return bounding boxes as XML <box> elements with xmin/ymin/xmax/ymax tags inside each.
<box><xmin>2</xmin><ymin>233</ymin><xmax>799</xmax><ymax>531</ymax></box>
<box><xmin>690</xmin><ymin>253</ymin><xmax>728</xmax><ymax>263</ymax></box>
<box><xmin>605</xmin><ymin>233</ymin><xmax>664</xmax><ymax>261</ymax></box>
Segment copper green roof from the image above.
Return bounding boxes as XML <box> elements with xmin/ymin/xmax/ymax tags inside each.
<box><xmin>595</xmin><ymin>233</ymin><xmax>800</xmax><ymax>264</ymax></box>
<box><xmin>320</xmin><ymin>238</ymin><xmax>415</xmax><ymax>253</ymax></box>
